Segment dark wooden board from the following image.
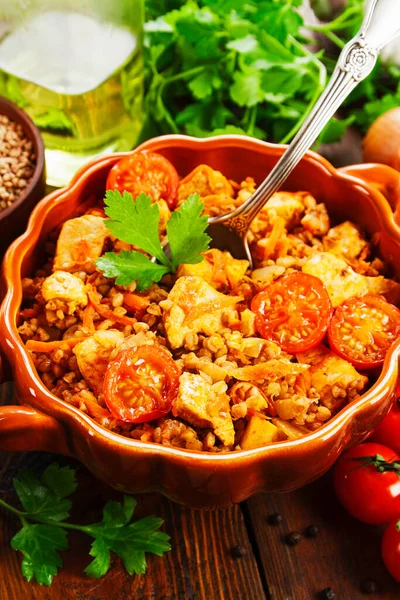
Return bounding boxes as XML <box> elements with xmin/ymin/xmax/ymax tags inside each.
<box><xmin>1</xmin><ymin>136</ymin><xmax>399</xmax><ymax>599</ymax></box>
<box><xmin>0</xmin><ymin>451</ymin><xmax>267</xmax><ymax>600</ymax></box>
<box><xmin>246</xmin><ymin>479</ymin><xmax>400</xmax><ymax>600</ymax></box>
<box><xmin>3</xmin><ymin>448</ymin><xmax>400</xmax><ymax>600</ymax></box>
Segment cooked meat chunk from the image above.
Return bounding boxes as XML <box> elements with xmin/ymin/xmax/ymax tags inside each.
<box><xmin>323</xmin><ymin>221</ymin><xmax>369</xmax><ymax>260</ymax></box>
<box><xmin>365</xmin><ymin>276</ymin><xmax>400</xmax><ymax>305</ymax></box>
<box><xmin>53</xmin><ymin>215</ymin><xmax>108</xmax><ymax>273</ymax></box>
<box><xmin>303</xmin><ymin>252</ymin><xmax>368</xmax><ymax>307</ymax></box>
<box><xmin>300</xmin><ymin>202</ymin><xmax>330</xmax><ymax>236</ymax></box>
<box><xmin>309</xmin><ymin>353</ymin><xmax>368</xmax><ymax>411</ymax></box>
<box><xmin>41</xmin><ymin>271</ymin><xmax>88</xmax><ymax>314</ymax></box>
<box><xmin>240</xmin><ymin>415</ymin><xmax>279</xmax><ymax>449</ymax></box>
<box><xmin>262</xmin><ymin>192</ymin><xmax>306</xmax><ymax>229</ymax></box>
<box><xmin>73</xmin><ymin>330</ymin><xmax>124</xmax><ymax>395</ymax></box>
<box><xmin>177</xmin><ymin>249</ymin><xmax>249</xmax><ymax>290</ymax></box>
<box><xmin>177</xmin><ymin>165</ymin><xmax>234</xmax><ymax>203</ymax></box>
<box><xmin>173</xmin><ymin>372</ymin><xmax>234</xmax><ymax>446</ymax></box>
<box><xmin>162</xmin><ymin>276</ymin><xmax>241</xmax><ymax>349</ymax></box>
<box><xmin>296</xmin><ymin>345</ymin><xmax>330</xmax><ymax>366</ymax></box>
<box><xmin>230</xmin><ymin>360</ymin><xmax>309</xmax><ymax>382</ymax></box>
<box><xmin>303</xmin><ymin>252</ymin><xmax>400</xmax><ymax>307</ymax></box>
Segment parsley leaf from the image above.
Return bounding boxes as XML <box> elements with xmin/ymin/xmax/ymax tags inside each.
<box><xmin>85</xmin><ymin>495</ymin><xmax>171</xmax><ymax>578</ymax></box>
<box><xmin>167</xmin><ymin>194</ymin><xmax>210</xmax><ymax>270</ymax></box>
<box><xmin>96</xmin><ymin>191</ymin><xmax>210</xmax><ymax>290</ymax></box>
<box><xmin>96</xmin><ymin>251</ymin><xmax>170</xmax><ymax>291</ymax></box>
<box><xmin>13</xmin><ymin>465</ymin><xmax>77</xmax><ymax>523</ymax></box>
<box><xmin>104</xmin><ymin>191</ymin><xmax>169</xmax><ymax>266</ymax></box>
<box><xmin>138</xmin><ymin>0</ymin><xmax>399</xmax><ymax>149</ymax></box>
<box><xmin>0</xmin><ymin>463</ymin><xmax>171</xmax><ymax>586</ymax></box>
<box><xmin>11</xmin><ymin>525</ymin><xmax>68</xmax><ymax>586</ymax></box>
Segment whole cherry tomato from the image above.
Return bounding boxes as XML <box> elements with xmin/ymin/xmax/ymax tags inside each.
<box><xmin>333</xmin><ymin>442</ymin><xmax>400</xmax><ymax>525</ymax></box>
<box><xmin>104</xmin><ymin>345</ymin><xmax>180</xmax><ymax>423</ymax></box>
<box><xmin>106</xmin><ymin>151</ymin><xmax>180</xmax><ymax>209</ymax></box>
<box><xmin>370</xmin><ymin>397</ymin><xmax>400</xmax><ymax>455</ymax></box>
<box><xmin>328</xmin><ymin>294</ymin><xmax>400</xmax><ymax>370</ymax></box>
<box><xmin>382</xmin><ymin>519</ymin><xmax>400</xmax><ymax>582</ymax></box>
<box><xmin>251</xmin><ymin>272</ymin><xmax>332</xmax><ymax>354</ymax></box>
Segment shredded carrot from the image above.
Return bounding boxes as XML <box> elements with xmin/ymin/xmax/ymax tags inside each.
<box><xmin>83</xmin><ymin>396</ymin><xmax>112</xmax><ymax>419</ymax></box>
<box><xmin>262</xmin><ymin>217</ymin><xmax>286</xmax><ymax>258</ymax></box>
<box><xmin>209</xmin><ymin>249</ymin><xmax>228</xmax><ymax>286</ymax></box>
<box><xmin>19</xmin><ymin>304</ymin><xmax>41</xmax><ymax>318</ymax></box>
<box><xmin>26</xmin><ymin>337</ymin><xmax>84</xmax><ymax>352</ymax></box>
<box><xmin>82</xmin><ymin>303</ymin><xmax>95</xmax><ymax>332</ymax></box>
<box><xmin>123</xmin><ymin>292</ymin><xmax>150</xmax><ymax>313</ymax></box>
<box><xmin>88</xmin><ymin>289</ymin><xmax>137</xmax><ymax>326</ymax></box>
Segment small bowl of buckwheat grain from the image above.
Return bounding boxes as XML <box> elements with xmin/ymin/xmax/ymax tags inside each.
<box><xmin>0</xmin><ymin>96</ymin><xmax>45</xmax><ymax>253</ymax></box>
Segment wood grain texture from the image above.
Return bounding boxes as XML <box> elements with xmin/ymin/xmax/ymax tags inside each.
<box><xmin>0</xmin><ymin>451</ymin><xmax>266</xmax><ymax>600</ymax></box>
<box><xmin>246</xmin><ymin>476</ymin><xmax>400</xmax><ymax>600</ymax></box>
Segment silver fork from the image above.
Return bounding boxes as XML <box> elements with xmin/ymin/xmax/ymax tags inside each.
<box><xmin>162</xmin><ymin>0</ymin><xmax>400</xmax><ymax>268</ymax></box>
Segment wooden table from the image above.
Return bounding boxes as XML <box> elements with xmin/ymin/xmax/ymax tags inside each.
<box><xmin>1</xmin><ymin>135</ymin><xmax>399</xmax><ymax>599</ymax></box>
<box><xmin>0</xmin><ymin>381</ymin><xmax>399</xmax><ymax>600</ymax></box>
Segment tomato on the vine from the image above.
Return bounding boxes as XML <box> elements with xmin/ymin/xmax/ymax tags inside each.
<box><xmin>370</xmin><ymin>397</ymin><xmax>400</xmax><ymax>455</ymax></box>
<box><xmin>250</xmin><ymin>272</ymin><xmax>332</xmax><ymax>354</ymax></box>
<box><xmin>106</xmin><ymin>151</ymin><xmax>180</xmax><ymax>209</ymax></box>
<box><xmin>104</xmin><ymin>345</ymin><xmax>180</xmax><ymax>423</ymax></box>
<box><xmin>382</xmin><ymin>519</ymin><xmax>400</xmax><ymax>582</ymax></box>
<box><xmin>333</xmin><ymin>442</ymin><xmax>400</xmax><ymax>525</ymax></box>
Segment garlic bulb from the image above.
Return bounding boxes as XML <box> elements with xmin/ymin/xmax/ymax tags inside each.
<box><xmin>363</xmin><ymin>107</ymin><xmax>400</xmax><ymax>170</ymax></box>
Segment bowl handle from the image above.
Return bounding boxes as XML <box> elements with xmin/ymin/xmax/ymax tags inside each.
<box><xmin>0</xmin><ymin>404</ymin><xmax>71</xmax><ymax>455</ymax></box>
<box><xmin>338</xmin><ymin>163</ymin><xmax>400</xmax><ymax>224</ymax></box>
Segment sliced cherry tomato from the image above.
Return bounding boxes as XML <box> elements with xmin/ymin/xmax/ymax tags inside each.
<box><xmin>250</xmin><ymin>272</ymin><xmax>332</xmax><ymax>354</ymax></box>
<box><xmin>382</xmin><ymin>518</ymin><xmax>400</xmax><ymax>582</ymax></box>
<box><xmin>106</xmin><ymin>151</ymin><xmax>179</xmax><ymax>209</ymax></box>
<box><xmin>370</xmin><ymin>395</ymin><xmax>400</xmax><ymax>454</ymax></box>
<box><xmin>328</xmin><ymin>294</ymin><xmax>400</xmax><ymax>370</ymax></box>
<box><xmin>103</xmin><ymin>345</ymin><xmax>180</xmax><ymax>423</ymax></box>
<box><xmin>333</xmin><ymin>442</ymin><xmax>400</xmax><ymax>525</ymax></box>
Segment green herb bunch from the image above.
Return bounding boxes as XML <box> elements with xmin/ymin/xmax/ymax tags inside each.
<box><xmin>0</xmin><ymin>464</ymin><xmax>170</xmax><ymax>586</ymax></box>
<box><xmin>141</xmin><ymin>0</ymin><xmax>400</xmax><ymax>145</ymax></box>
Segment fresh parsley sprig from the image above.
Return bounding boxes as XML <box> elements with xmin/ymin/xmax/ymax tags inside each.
<box><xmin>0</xmin><ymin>464</ymin><xmax>171</xmax><ymax>586</ymax></box>
<box><xmin>96</xmin><ymin>191</ymin><xmax>210</xmax><ymax>291</ymax></box>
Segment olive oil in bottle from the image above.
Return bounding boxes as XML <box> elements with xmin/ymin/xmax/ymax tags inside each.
<box><xmin>0</xmin><ymin>8</ymin><xmax>144</xmax><ymax>186</ymax></box>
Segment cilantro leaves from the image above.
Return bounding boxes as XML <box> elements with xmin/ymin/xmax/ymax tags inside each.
<box><xmin>85</xmin><ymin>496</ymin><xmax>170</xmax><ymax>578</ymax></box>
<box><xmin>96</xmin><ymin>190</ymin><xmax>210</xmax><ymax>291</ymax></box>
<box><xmin>97</xmin><ymin>250</ymin><xmax>170</xmax><ymax>290</ymax></box>
<box><xmin>104</xmin><ymin>191</ymin><xmax>168</xmax><ymax>265</ymax></box>
<box><xmin>167</xmin><ymin>193</ymin><xmax>210</xmax><ymax>270</ymax></box>
<box><xmin>141</xmin><ymin>0</ymin><xmax>400</xmax><ymax>146</ymax></box>
<box><xmin>0</xmin><ymin>463</ymin><xmax>170</xmax><ymax>586</ymax></box>
<box><xmin>11</xmin><ymin>525</ymin><xmax>69</xmax><ymax>586</ymax></box>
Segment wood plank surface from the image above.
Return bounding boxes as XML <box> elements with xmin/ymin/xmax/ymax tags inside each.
<box><xmin>246</xmin><ymin>478</ymin><xmax>400</xmax><ymax>600</ymax></box>
<box><xmin>1</xmin><ymin>135</ymin><xmax>399</xmax><ymax>599</ymax></box>
<box><xmin>0</xmin><ymin>451</ymin><xmax>267</xmax><ymax>600</ymax></box>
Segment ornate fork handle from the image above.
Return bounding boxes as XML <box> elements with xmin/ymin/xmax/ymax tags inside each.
<box><xmin>210</xmin><ymin>0</ymin><xmax>400</xmax><ymax>236</ymax></box>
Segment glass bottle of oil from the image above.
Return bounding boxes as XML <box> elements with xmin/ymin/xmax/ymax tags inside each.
<box><xmin>0</xmin><ymin>1</ymin><xmax>144</xmax><ymax>186</ymax></box>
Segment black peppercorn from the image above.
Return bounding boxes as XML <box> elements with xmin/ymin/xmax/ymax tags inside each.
<box><xmin>230</xmin><ymin>544</ymin><xmax>247</xmax><ymax>558</ymax></box>
<box><xmin>285</xmin><ymin>531</ymin><xmax>302</xmax><ymax>546</ymax></box>
<box><xmin>319</xmin><ymin>588</ymin><xmax>335</xmax><ymax>600</ymax></box>
<box><xmin>267</xmin><ymin>512</ymin><xmax>283</xmax><ymax>525</ymax></box>
<box><xmin>305</xmin><ymin>524</ymin><xmax>320</xmax><ymax>538</ymax></box>
<box><xmin>360</xmin><ymin>579</ymin><xmax>379</xmax><ymax>594</ymax></box>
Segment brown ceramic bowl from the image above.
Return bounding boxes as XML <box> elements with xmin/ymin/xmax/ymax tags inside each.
<box><xmin>1</xmin><ymin>135</ymin><xmax>400</xmax><ymax>509</ymax></box>
<box><xmin>0</xmin><ymin>97</ymin><xmax>46</xmax><ymax>254</ymax></box>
